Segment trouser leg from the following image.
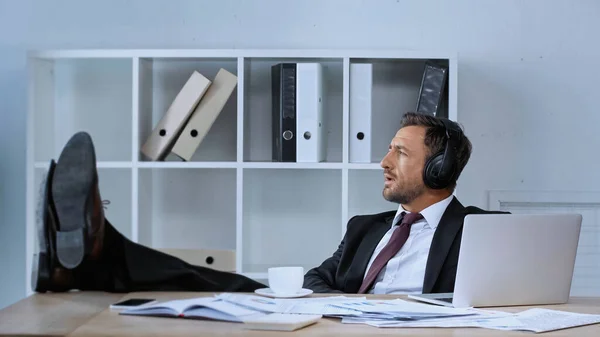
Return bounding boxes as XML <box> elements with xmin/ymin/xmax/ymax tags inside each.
<box><xmin>77</xmin><ymin>220</ymin><xmax>266</xmax><ymax>293</ymax></box>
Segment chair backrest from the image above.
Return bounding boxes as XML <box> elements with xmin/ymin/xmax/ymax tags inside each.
<box><xmin>156</xmin><ymin>248</ymin><xmax>236</xmax><ymax>272</ymax></box>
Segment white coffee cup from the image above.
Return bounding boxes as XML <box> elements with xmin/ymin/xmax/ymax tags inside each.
<box><xmin>268</xmin><ymin>266</ymin><xmax>304</xmax><ymax>295</ymax></box>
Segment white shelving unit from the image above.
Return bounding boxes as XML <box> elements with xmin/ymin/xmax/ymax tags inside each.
<box><xmin>26</xmin><ymin>49</ymin><xmax>457</xmax><ymax>293</ymax></box>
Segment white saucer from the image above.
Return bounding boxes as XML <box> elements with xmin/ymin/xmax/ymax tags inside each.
<box><xmin>254</xmin><ymin>288</ymin><xmax>313</xmax><ymax>298</ymax></box>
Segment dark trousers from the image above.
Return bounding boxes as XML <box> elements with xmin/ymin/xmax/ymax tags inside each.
<box><xmin>75</xmin><ymin>220</ymin><xmax>266</xmax><ymax>293</ymax></box>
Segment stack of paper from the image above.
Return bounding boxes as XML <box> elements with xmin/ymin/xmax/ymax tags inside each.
<box><xmin>216</xmin><ymin>294</ymin><xmax>365</xmax><ymax>316</ymax></box>
<box><xmin>345</xmin><ymin>307</ymin><xmax>600</xmax><ymax>333</ymax></box>
<box><xmin>329</xmin><ymin>298</ymin><xmax>476</xmax><ymax>320</ymax></box>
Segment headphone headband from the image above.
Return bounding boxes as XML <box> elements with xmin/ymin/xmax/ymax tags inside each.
<box><xmin>439</xmin><ymin>118</ymin><xmax>462</xmax><ymax>140</ymax></box>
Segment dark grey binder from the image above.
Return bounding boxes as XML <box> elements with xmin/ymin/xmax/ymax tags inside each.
<box><xmin>271</xmin><ymin>63</ymin><xmax>297</xmax><ymax>162</ymax></box>
<box><xmin>416</xmin><ymin>61</ymin><xmax>449</xmax><ymax>118</ymax></box>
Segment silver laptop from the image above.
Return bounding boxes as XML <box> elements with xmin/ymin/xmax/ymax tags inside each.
<box><xmin>409</xmin><ymin>213</ymin><xmax>582</xmax><ymax>308</ymax></box>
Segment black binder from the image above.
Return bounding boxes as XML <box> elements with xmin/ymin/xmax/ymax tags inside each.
<box><xmin>271</xmin><ymin>63</ymin><xmax>297</xmax><ymax>162</ymax></box>
<box><xmin>416</xmin><ymin>61</ymin><xmax>449</xmax><ymax>118</ymax></box>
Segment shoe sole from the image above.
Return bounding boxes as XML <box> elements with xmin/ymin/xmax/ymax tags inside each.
<box><xmin>52</xmin><ymin>132</ymin><xmax>97</xmax><ymax>269</ymax></box>
<box><xmin>32</xmin><ymin>160</ymin><xmax>56</xmax><ymax>293</ymax></box>
<box><xmin>31</xmin><ymin>252</ymin><xmax>51</xmax><ymax>292</ymax></box>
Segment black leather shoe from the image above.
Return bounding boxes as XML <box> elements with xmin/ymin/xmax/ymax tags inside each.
<box><xmin>52</xmin><ymin>131</ymin><xmax>106</xmax><ymax>269</ymax></box>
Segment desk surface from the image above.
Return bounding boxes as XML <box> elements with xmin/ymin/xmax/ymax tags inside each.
<box><xmin>1</xmin><ymin>292</ymin><xmax>600</xmax><ymax>336</ymax></box>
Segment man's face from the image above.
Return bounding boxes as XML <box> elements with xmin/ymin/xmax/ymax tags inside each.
<box><xmin>380</xmin><ymin>125</ymin><xmax>428</xmax><ymax>204</ymax></box>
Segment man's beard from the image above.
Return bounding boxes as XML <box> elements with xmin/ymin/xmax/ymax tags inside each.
<box><xmin>383</xmin><ymin>181</ymin><xmax>425</xmax><ymax>204</ymax></box>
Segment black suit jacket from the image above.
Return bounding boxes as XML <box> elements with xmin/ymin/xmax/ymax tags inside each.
<box><xmin>303</xmin><ymin>197</ymin><xmax>509</xmax><ymax>294</ymax></box>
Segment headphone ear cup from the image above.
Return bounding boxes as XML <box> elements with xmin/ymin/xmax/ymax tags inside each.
<box><xmin>423</xmin><ymin>119</ymin><xmax>462</xmax><ymax>190</ymax></box>
<box><xmin>423</xmin><ymin>152</ymin><xmax>446</xmax><ymax>189</ymax></box>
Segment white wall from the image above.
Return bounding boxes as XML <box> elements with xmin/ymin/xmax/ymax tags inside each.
<box><xmin>1</xmin><ymin>0</ymin><xmax>599</xmax><ymax>309</ymax></box>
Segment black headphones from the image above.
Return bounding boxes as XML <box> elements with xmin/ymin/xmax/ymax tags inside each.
<box><xmin>422</xmin><ymin>118</ymin><xmax>463</xmax><ymax>190</ymax></box>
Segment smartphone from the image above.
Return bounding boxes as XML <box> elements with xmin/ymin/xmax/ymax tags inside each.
<box><xmin>110</xmin><ymin>298</ymin><xmax>156</xmax><ymax>310</ymax></box>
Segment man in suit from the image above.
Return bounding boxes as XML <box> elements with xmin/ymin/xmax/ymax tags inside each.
<box><xmin>33</xmin><ymin>112</ymin><xmax>503</xmax><ymax>294</ymax></box>
<box><xmin>304</xmin><ymin>112</ymin><xmax>507</xmax><ymax>294</ymax></box>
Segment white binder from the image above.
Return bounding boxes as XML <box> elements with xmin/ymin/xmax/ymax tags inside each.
<box><xmin>141</xmin><ymin>71</ymin><xmax>211</xmax><ymax>161</ymax></box>
<box><xmin>171</xmin><ymin>68</ymin><xmax>237</xmax><ymax>161</ymax></box>
<box><xmin>349</xmin><ymin>63</ymin><xmax>373</xmax><ymax>163</ymax></box>
<box><xmin>296</xmin><ymin>63</ymin><xmax>326</xmax><ymax>163</ymax></box>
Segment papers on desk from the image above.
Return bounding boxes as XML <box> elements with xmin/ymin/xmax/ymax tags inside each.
<box><xmin>339</xmin><ymin>303</ymin><xmax>600</xmax><ymax>333</ymax></box>
<box><xmin>498</xmin><ymin>308</ymin><xmax>600</xmax><ymax>333</ymax></box>
<box><xmin>217</xmin><ymin>294</ymin><xmax>600</xmax><ymax>333</ymax></box>
<box><xmin>120</xmin><ymin>293</ymin><xmax>600</xmax><ymax>333</ymax></box>
<box><xmin>359</xmin><ymin>308</ymin><xmax>600</xmax><ymax>333</ymax></box>
<box><xmin>330</xmin><ymin>298</ymin><xmax>475</xmax><ymax>319</ymax></box>
<box><xmin>216</xmin><ymin>293</ymin><xmax>365</xmax><ymax>316</ymax></box>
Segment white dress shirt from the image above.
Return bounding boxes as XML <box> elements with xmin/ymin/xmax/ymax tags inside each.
<box><xmin>364</xmin><ymin>195</ymin><xmax>454</xmax><ymax>294</ymax></box>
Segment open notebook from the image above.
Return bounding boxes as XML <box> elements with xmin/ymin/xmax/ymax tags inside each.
<box><xmin>119</xmin><ymin>297</ymin><xmax>264</xmax><ymax>322</ymax></box>
<box><xmin>119</xmin><ymin>296</ymin><xmax>322</xmax><ymax>331</ymax></box>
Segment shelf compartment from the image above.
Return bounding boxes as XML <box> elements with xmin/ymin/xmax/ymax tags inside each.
<box><xmin>30</xmin><ymin>57</ymin><xmax>133</xmax><ymax>163</ymax></box>
<box><xmin>242</xmin><ymin>57</ymin><xmax>344</xmax><ymax>163</ymax></box>
<box><xmin>242</xmin><ymin>168</ymin><xmax>342</xmax><ymax>273</ymax></box>
<box><xmin>137</xmin><ymin>168</ymin><xmax>236</xmax><ymax>252</ymax></box>
<box><xmin>137</xmin><ymin>57</ymin><xmax>238</xmax><ymax>162</ymax></box>
<box><xmin>348</xmin><ymin>58</ymin><xmax>450</xmax><ymax>163</ymax></box>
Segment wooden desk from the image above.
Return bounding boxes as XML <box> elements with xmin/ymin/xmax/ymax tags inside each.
<box><xmin>1</xmin><ymin>292</ymin><xmax>600</xmax><ymax>336</ymax></box>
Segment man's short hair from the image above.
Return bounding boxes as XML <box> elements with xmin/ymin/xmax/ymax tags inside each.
<box><xmin>399</xmin><ymin>112</ymin><xmax>472</xmax><ymax>191</ymax></box>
